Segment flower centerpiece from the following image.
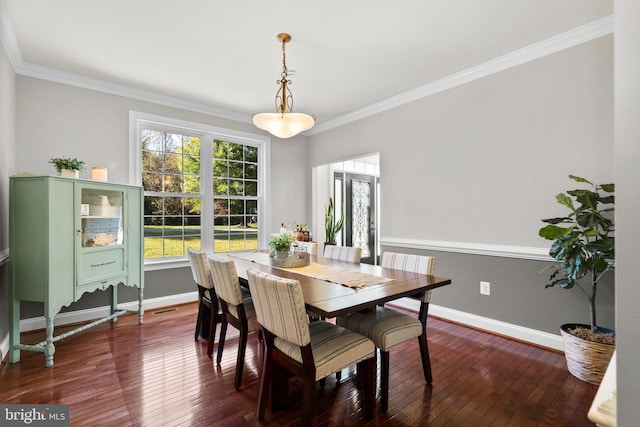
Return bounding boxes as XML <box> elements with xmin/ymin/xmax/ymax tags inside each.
<box><xmin>268</xmin><ymin>233</ymin><xmax>294</xmax><ymax>258</ymax></box>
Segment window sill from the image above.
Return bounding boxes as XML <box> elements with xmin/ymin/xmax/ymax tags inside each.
<box><xmin>144</xmin><ymin>258</ymin><xmax>190</xmax><ymax>271</ymax></box>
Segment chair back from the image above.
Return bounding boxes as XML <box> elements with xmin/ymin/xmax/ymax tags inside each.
<box><xmin>381</xmin><ymin>252</ymin><xmax>435</xmax><ymax>302</ymax></box>
<box><xmin>246</xmin><ymin>268</ymin><xmax>310</xmax><ymax>347</ymax></box>
<box><xmin>295</xmin><ymin>241</ymin><xmax>318</xmax><ymax>256</ymax></box>
<box><xmin>188</xmin><ymin>248</ymin><xmax>213</xmax><ymax>289</ymax></box>
<box><xmin>323</xmin><ymin>245</ymin><xmax>362</xmax><ymax>263</ymax></box>
<box><xmin>208</xmin><ymin>256</ymin><xmax>244</xmax><ymax>306</ymax></box>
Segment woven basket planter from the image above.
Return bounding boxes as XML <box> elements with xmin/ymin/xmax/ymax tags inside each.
<box><xmin>560</xmin><ymin>323</ymin><xmax>615</xmax><ymax>385</ymax></box>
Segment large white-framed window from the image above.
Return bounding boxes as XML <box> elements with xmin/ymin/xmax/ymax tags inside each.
<box><xmin>129</xmin><ymin>111</ymin><xmax>271</xmax><ymax>270</ymax></box>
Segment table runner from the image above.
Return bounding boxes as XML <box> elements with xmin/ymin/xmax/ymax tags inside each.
<box><xmin>230</xmin><ymin>252</ymin><xmax>394</xmax><ymax>289</ymax></box>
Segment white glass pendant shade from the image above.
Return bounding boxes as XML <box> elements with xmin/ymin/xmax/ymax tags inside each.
<box><xmin>252</xmin><ymin>112</ymin><xmax>315</xmax><ymax>139</ymax></box>
<box><xmin>254</xmin><ymin>33</ymin><xmax>315</xmax><ymax>138</ymax></box>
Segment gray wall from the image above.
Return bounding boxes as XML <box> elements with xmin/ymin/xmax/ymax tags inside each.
<box><xmin>9</xmin><ymin>76</ymin><xmax>309</xmax><ymax>318</ymax></box>
<box><xmin>14</xmin><ymin>76</ymin><xmax>310</xmax><ymax>205</ymax></box>
<box><xmin>1</xmin><ymin>7</ymin><xmax>638</xmax><ymax>422</ymax></box>
<box><xmin>614</xmin><ymin>0</ymin><xmax>640</xmax><ymax>423</ymax></box>
<box><xmin>0</xmin><ymin>41</ymin><xmax>16</xmax><ymax>355</ymax></box>
<box><xmin>309</xmin><ymin>36</ymin><xmax>615</xmax><ymax>334</ymax></box>
<box><xmin>5</xmin><ymin>32</ymin><xmax>616</xmax><ymax>336</ymax></box>
<box><xmin>382</xmin><ymin>247</ymin><xmax>614</xmax><ymax>335</ymax></box>
<box><xmin>310</xmin><ymin>37</ymin><xmax>613</xmax><ymax>247</ymax></box>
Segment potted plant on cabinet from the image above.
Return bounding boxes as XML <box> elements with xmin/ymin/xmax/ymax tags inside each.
<box><xmin>324</xmin><ymin>197</ymin><xmax>344</xmax><ymax>246</ymax></box>
<box><xmin>268</xmin><ymin>233</ymin><xmax>294</xmax><ymax>258</ymax></box>
<box><xmin>49</xmin><ymin>157</ymin><xmax>86</xmax><ymax>178</ymax></box>
<box><xmin>539</xmin><ymin>174</ymin><xmax>615</xmax><ymax>385</ymax></box>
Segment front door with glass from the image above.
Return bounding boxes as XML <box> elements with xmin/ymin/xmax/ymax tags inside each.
<box><xmin>339</xmin><ymin>173</ymin><xmax>377</xmax><ymax>264</ymax></box>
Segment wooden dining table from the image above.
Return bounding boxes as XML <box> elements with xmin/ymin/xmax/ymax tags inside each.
<box><xmin>223</xmin><ymin>250</ymin><xmax>452</xmax><ymax>317</ymax></box>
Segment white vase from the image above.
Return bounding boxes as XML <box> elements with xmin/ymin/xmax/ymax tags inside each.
<box><xmin>60</xmin><ymin>169</ymin><xmax>79</xmax><ymax>178</ymax></box>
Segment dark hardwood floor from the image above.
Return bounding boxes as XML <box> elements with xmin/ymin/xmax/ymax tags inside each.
<box><xmin>1</xmin><ymin>302</ymin><xmax>598</xmax><ymax>426</ymax></box>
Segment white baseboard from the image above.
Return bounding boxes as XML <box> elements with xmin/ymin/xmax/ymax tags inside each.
<box><xmin>1</xmin><ymin>291</ymin><xmax>563</xmax><ymax>363</ymax></box>
<box><xmin>389</xmin><ymin>298</ymin><xmax>564</xmax><ymax>351</ymax></box>
<box><xmin>0</xmin><ymin>248</ymin><xmax>9</xmax><ymax>266</ymax></box>
<box><xmin>18</xmin><ymin>291</ymin><xmax>199</xmax><ymax>332</ymax></box>
<box><xmin>0</xmin><ymin>333</ymin><xmax>7</xmax><ymax>362</ymax></box>
<box><xmin>0</xmin><ymin>291</ymin><xmax>198</xmax><ymax>361</ymax></box>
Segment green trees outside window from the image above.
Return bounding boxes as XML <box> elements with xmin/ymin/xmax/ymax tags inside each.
<box><xmin>141</xmin><ymin>131</ymin><xmax>259</xmax><ymax>258</ymax></box>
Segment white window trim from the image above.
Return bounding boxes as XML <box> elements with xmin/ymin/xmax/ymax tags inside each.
<box><xmin>129</xmin><ymin>111</ymin><xmax>271</xmax><ymax>271</ymax></box>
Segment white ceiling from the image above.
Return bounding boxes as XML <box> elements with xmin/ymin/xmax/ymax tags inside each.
<box><xmin>1</xmin><ymin>1</ymin><xmax>612</xmax><ymax>132</ymax></box>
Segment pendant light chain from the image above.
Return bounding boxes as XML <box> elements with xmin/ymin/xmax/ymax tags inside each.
<box><xmin>281</xmin><ymin>37</ymin><xmax>288</xmax><ymax>78</ymax></box>
<box><xmin>277</xmin><ymin>36</ymin><xmax>293</xmax><ymax>114</ymax></box>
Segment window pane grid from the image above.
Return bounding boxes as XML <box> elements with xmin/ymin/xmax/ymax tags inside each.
<box><xmin>141</xmin><ymin>128</ymin><xmax>260</xmax><ymax>259</ymax></box>
<box><xmin>213</xmin><ymin>195</ymin><xmax>258</xmax><ymax>252</ymax></box>
<box><xmin>210</xmin><ymin>139</ymin><xmax>259</xmax><ymax>252</ymax></box>
<box><xmin>143</xmin><ymin>194</ymin><xmax>202</xmax><ymax>258</ymax></box>
<box><xmin>142</xmin><ymin>129</ymin><xmax>203</xmax><ymax>259</ymax></box>
<box><xmin>212</xmin><ymin>140</ymin><xmax>258</xmax><ymax>197</ymax></box>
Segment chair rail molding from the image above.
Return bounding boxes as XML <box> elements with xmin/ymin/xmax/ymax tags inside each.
<box><xmin>380</xmin><ymin>237</ymin><xmax>553</xmax><ymax>261</ymax></box>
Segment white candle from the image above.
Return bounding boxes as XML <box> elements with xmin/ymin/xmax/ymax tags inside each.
<box><xmin>92</xmin><ymin>167</ymin><xmax>108</xmax><ymax>181</ymax></box>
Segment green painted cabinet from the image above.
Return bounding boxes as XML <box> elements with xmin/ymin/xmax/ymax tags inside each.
<box><xmin>9</xmin><ymin>175</ymin><xmax>144</xmax><ymax>367</ymax></box>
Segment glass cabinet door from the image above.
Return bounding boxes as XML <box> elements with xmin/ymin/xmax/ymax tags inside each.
<box><xmin>80</xmin><ymin>188</ymin><xmax>124</xmax><ymax>247</ymax></box>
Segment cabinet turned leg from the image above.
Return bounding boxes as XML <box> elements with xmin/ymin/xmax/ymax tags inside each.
<box><xmin>111</xmin><ymin>284</ymin><xmax>119</xmax><ymax>323</ymax></box>
<box><xmin>44</xmin><ymin>317</ymin><xmax>55</xmax><ymax>367</ymax></box>
<box><xmin>138</xmin><ymin>287</ymin><xmax>144</xmax><ymax>324</ymax></box>
<box><xmin>9</xmin><ymin>299</ymin><xmax>21</xmax><ymax>363</ymax></box>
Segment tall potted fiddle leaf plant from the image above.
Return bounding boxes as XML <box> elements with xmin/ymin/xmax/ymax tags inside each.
<box><xmin>539</xmin><ymin>175</ymin><xmax>615</xmax><ymax>384</ymax></box>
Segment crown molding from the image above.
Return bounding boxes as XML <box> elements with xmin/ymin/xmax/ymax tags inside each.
<box><xmin>0</xmin><ymin>1</ymin><xmax>22</xmax><ymax>69</ymax></box>
<box><xmin>18</xmin><ymin>63</ymin><xmax>253</xmax><ymax>123</ymax></box>
<box><xmin>1</xmin><ymin>2</ymin><xmax>612</xmax><ymax>133</ymax></box>
<box><xmin>0</xmin><ymin>4</ymin><xmax>251</xmax><ymax>123</ymax></box>
<box><xmin>308</xmin><ymin>15</ymin><xmax>614</xmax><ymax>135</ymax></box>
<box><xmin>380</xmin><ymin>237</ymin><xmax>553</xmax><ymax>261</ymax></box>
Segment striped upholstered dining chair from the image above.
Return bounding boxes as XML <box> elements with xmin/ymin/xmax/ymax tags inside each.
<box><xmin>323</xmin><ymin>245</ymin><xmax>362</xmax><ymax>263</ymax></box>
<box><xmin>337</xmin><ymin>252</ymin><xmax>436</xmax><ymax>411</ymax></box>
<box><xmin>187</xmin><ymin>248</ymin><xmax>221</xmax><ymax>357</ymax></box>
<box><xmin>208</xmin><ymin>255</ymin><xmax>260</xmax><ymax>390</ymax></box>
<box><xmin>246</xmin><ymin>268</ymin><xmax>376</xmax><ymax>427</ymax></box>
<box><xmin>311</xmin><ymin>244</ymin><xmax>361</xmax><ymax>324</ymax></box>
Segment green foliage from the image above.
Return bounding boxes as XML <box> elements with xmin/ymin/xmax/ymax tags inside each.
<box><xmin>49</xmin><ymin>157</ymin><xmax>86</xmax><ymax>172</ymax></box>
<box><xmin>268</xmin><ymin>233</ymin><xmax>294</xmax><ymax>252</ymax></box>
<box><xmin>324</xmin><ymin>197</ymin><xmax>344</xmax><ymax>245</ymax></box>
<box><xmin>539</xmin><ymin>175</ymin><xmax>615</xmax><ymax>331</ymax></box>
<box><xmin>140</xmin><ymin>131</ymin><xmax>261</xmax><ymax>258</ymax></box>
<box><xmin>141</xmin><ymin>130</ymin><xmax>195</xmax><ymax>217</ymax></box>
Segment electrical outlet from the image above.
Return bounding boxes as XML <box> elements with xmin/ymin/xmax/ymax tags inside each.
<box><xmin>480</xmin><ymin>281</ymin><xmax>491</xmax><ymax>296</ymax></box>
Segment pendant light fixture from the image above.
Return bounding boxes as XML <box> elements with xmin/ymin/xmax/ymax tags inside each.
<box><xmin>252</xmin><ymin>33</ymin><xmax>315</xmax><ymax>138</ymax></box>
